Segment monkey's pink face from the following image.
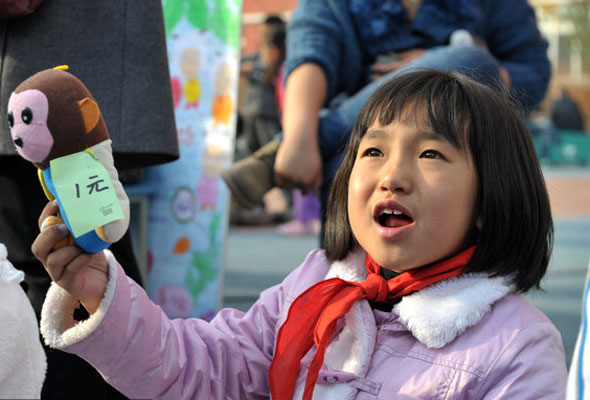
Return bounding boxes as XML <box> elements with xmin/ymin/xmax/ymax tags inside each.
<box><xmin>7</xmin><ymin>89</ymin><xmax>53</xmax><ymax>164</ymax></box>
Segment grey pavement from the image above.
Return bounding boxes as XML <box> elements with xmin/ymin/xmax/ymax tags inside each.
<box><xmin>222</xmin><ymin>165</ymin><xmax>590</xmax><ymax>366</ymax></box>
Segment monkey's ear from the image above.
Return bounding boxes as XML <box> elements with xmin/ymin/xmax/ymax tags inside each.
<box><xmin>77</xmin><ymin>97</ymin><xmax>100</xmax><ymax>133</ymax></box>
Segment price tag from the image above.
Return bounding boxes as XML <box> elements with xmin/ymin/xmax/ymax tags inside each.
<box><xmin>50</xmin><ymin>150</ymin><xmax>123</xmax><ymax>237</ymax></box>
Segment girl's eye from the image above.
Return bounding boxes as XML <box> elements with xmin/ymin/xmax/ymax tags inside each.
<box><xmin>362</xmin><ymin>147</ymin><xmax>383</xmax><ymax>157</ymax></box>
<box><xmin>420</xmin><ymin>149</ymin><xmax>444</xmax><ymax>159</ymax></box>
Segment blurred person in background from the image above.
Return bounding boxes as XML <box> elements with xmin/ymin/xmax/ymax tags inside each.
<box><xmin>223</xmin><ymin>0</ymin><xmax>551</xmax><ymax>241</ymax></box>
<box><xmin>237</xmin><ymin>15</ymin><xmax>286</xmax><ymax>158</ymax></box>
<box><xmin>230</xmin><ymin>18</ymin><xmax>290</xmax><ymax>225</ymax></box>
<box><xmin>551</xmin><ymin>87</ymin><xmax>586</xmax><ymax>132</ymax></box>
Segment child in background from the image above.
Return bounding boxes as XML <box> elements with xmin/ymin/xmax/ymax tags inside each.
<box><xmin>0</xmin><ymin>243</ymin><xmax>46</xmax><ymax>398</ymax></box>
<box><xmin>33</xmin><ymin>71</ymin><xmax>566</xmax><ymax>399</ymax></box>
<box><xmin>278</xmin><ymin>189</ymin><xmax>321</xmax><ymax>236</ymax></box>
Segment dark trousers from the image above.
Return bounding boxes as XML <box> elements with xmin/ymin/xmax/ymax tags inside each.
<box><xmin>0</xmin><ymin>156</ymin><xmax>142</xmax><ymax>399</ymax></box>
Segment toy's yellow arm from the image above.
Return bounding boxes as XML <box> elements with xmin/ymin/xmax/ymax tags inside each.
<box><xmin>37</xmin><ymin>169</ymin><xmax>55</xmax><ymax>201</ymax></box>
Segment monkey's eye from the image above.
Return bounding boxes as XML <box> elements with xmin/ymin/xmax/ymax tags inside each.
<box><xmin>7</xmin><ymin>112</ymin><xmax>13</xmax><ymax>128</ymax></box>
<box><xmin>21</xmin><ymin>108</ymin><xmax>32</xmax><ymax>124</ymax></box>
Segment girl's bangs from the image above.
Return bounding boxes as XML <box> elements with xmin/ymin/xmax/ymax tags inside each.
<box><xmin>358</xmin><ymin>73</ymin><xmax>473</xmax><ymax>149</ymax></box>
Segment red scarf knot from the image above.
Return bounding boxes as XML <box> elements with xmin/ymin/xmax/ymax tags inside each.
<box><xmin>269</xmin><ymin>246</ymin><xmax>475</xmax><ymax>400</ymax></box>
<box><xmin>359</xmin><ymin>273</ymin><xmax>389</xmax><ymax>302</ymax></box>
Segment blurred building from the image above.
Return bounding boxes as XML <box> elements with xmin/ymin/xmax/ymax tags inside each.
<box><xmin>532</xmin><ymin>0</ymin><xmax>590</xmax><ymax>131</ymax></box>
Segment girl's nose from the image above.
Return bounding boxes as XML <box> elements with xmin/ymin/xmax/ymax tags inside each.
<box><xmin>379</xmin><ymin>158</ymin><xmax>413</xmax><ymax>194</ymax></box>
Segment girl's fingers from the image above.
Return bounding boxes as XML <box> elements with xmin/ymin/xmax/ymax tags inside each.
<box><xmin>38</xmin><ymin>200</ymin><xmax>60</xmax><ymax>230</ymax></box>
<box><xmin>53</xmin><ymin>252</ymin><xmax>93</xmax><ymax>288</ymax></box>
<box><xmin>31</xmin><ymin>223</ymin><xmax>70</xmax><ymax>264</ymax></box>
<box><xmin>44</xmin><ymin>245</ymin><xmax>83</xmax><ymax>281</ymax></box>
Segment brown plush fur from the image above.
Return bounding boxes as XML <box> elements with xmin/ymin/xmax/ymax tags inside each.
<box><xmin>14</xmin><ymin>69</ymin><xmax>109</xmax><ymax>169</ymax></box>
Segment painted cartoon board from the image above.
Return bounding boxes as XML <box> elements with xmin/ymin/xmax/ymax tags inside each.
<box><xmin>143</xmin><ymin>0</ymin><xmax>241</xmax><ymax>319</ymax></box>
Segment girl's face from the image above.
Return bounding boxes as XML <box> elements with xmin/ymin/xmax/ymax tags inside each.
<box><xmin>347</xmin><ymin>118</ymin><xmax>478</xmax><ymax>271</ymax></box>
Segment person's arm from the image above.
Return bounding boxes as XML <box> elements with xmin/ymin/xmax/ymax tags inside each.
<box><xmin>34</xmin><ymin>201</ymin><xmax>286</xmax><ymax>399</ymax></box>
<box><xmin>275</xmin><ymin>0</ymin><xmax>358</xmax><ymax>191</ymax></box>
<box><xmin>483</xmin><ymin>0</ymin><xmax>550</xmax><ymax>110</ymax></box>
<box><xmin>274</xmin><ymin>63</ymin><xmax>327</xmax><ymax>192</ymax></box>
<box><xmin>41</xmin><ymin>257</ymin><xmax>281</xmax><ymax>399</ymax></box>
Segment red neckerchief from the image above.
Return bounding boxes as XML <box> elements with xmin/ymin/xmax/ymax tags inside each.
<box><xmin>269</xmin><ymin>246</ymin><xmax>475</xmax><ymax>400</ymax></box>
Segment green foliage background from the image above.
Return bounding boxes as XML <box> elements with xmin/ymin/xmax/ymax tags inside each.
<box><xmin>162</xmin><ymin>0</ymin><xmax>243</xmax><ymax>50</ymax></box>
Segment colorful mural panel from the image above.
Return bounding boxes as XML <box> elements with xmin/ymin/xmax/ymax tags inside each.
<box><xmin>145</xmin><ymin>0</ymin><xmax>241</xmax><ymax>319</ymax></box>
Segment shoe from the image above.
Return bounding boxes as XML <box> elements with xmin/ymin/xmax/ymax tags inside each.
<box><xmin>222</xmin><ymin>139</ymin><xmax>279</xmax><ymax>209</ymax></box>
<box><xmin>277</xmin><ymin>219</ymin><xmax>321</xmax><ymax>236</ymax></box>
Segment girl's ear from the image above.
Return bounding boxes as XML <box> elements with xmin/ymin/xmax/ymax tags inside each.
<box><xmin>476</xmin><ymin>215</ymin><xmax>483</xmax><ymax>230</ymax></box>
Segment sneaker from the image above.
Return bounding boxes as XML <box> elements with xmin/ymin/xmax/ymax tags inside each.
<box><xmin>221</xmin><ymin>139</ymin><xmax>279</xmax><ymax>209</ymax></box>
<box><xmin>277</xmin><ymin>219</ymin><xmax>321</xmax><ymax>236</ymax></box>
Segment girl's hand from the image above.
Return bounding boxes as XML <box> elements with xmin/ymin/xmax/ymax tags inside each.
<box><xmin>32</xmin><ymin>201</ymin><xmax>108</xmax><ymax>314</ymax></box>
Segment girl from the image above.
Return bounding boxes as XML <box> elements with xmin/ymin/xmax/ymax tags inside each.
<box><xmin>33</xmin><ymin>71</ymin><xmax>566</xmax><ymax>399</ymax></box>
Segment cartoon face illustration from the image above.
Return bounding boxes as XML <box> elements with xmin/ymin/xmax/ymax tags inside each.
<box><xmin>156</xmin><ymin>284</ymin><xmax>193</xmax><ymax>318</ymax></box>
<box><xmin>202</xmin><ymin>143</ymin><xmax>230</xmax><ymax>179</ymax></box>
<box><xmin>214</xmin><ymin>63</ymin><xmax>233</xmax><ymax>94</ymax></box>
<box><xmin>180</xmin><ymin>48</ymin><xmax>200</xmax><ymax>80</ymax></box>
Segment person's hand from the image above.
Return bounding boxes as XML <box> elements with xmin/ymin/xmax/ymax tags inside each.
<box><xmin>370</xmin><ymin>49</ymin><xmax>427</xmax><ymax>80</ymax></box>
<box><xmin>274</xmin><ymin>135</ymin><xmax>323</xmax><ymax>194</ymax></box>
<box><xmin>31</xmin><ymin>201</ymin><xmax>108</xmax><ymax>314</ymax></box>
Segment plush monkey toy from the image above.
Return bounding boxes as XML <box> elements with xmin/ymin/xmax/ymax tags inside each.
<box><xmin>7</xmin><ymin>66</ymin><xmax>130</xmax><ymax>253</ymax></box>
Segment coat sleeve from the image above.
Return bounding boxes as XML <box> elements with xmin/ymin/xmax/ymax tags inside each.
<box><xmin>284</xmin><ymin>0</ymin><xmax>362</xmax><ymax>100</ymax></box>
<box><xmin>476</xmin><ymin>321</ymin><xmax>567</xmax><ymax>399</ymax></box>
<box><xmin>483</xmin><ymin>0</ymin><xmax>551</xmax><ymax>111</ymax></box>
<box><xmin>40</xmin><ymin>250</ymin><xmax>286</xmax><ymax>400</ymax></box>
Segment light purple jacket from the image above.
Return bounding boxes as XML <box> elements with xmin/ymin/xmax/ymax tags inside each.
<box><xmin>41</xmin><ymin>249</ymin><xmax>567</xmax><ymax>399</ymax></box>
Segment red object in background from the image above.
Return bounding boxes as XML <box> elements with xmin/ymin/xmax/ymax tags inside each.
<box><xmin>170</xmin><ymin>77</ymin><xmax>181</xmax><ymax>109</ymax></box>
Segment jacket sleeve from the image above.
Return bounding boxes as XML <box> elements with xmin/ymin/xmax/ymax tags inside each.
<box><xmin>483</xmin><ymin>0</ymin><xmax>551</xmax><ymax>111</ymax></box>
<box><xmin>40</xmin><ymin>251</ymin><xmax>284</xmax><ymax>399</ymax></box>
<box><xmin>476</xmin><ymin>321</ymin><xmax>567</xmax><ymax>399</ymax></box>
<box><xmin>284</xmin><ymin>0</ymin><xmax>360</xmax><ymax>100</ymax></box>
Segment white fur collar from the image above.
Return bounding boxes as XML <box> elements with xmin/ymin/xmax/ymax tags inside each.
<box><xmin>292</xmin><ymin>250</ymin><xmax>513</xmax><ymax>400</ymax></box>
<box><xmin>325</xmin><ymin>249</ymin><xmax>514</xmax><ymax>349</ymax></box>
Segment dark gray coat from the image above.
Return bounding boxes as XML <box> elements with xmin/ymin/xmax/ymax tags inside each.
<box><xmin>0</xmin><ymin>0</ymin><xmax>178</xmax><ymax>170</ymax></box>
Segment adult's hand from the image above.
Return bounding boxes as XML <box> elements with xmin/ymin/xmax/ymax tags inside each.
<box><xmin>274</xmin><ymin>134</ymin><xmax>323</xmax><ymax>193</ymax></box>
<box><xmin>276</xmin><ymin>63</ymin><xmax>327</xmax><ymax>193</ymax></box>
<box><xmin>31</xmin><ymin>201</ymin><xmax>108</xmax><ymax>314</ymax></box>
<box><xmin>371</xmin><ymin>49</ymin><xmax>427</xmax><ymax>80</ymax></box>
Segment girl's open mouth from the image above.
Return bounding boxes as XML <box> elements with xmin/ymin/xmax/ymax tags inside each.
<box><xmin>377</xmin><ymin>208</ymin><xmax>414</xmax><ymax>228</ymax></box>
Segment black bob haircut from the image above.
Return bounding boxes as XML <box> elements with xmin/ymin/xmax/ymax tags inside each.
<box><xmin>323</xmin><ymin>70</ymin><xmax>553</xmax><ymax>293</ymax></box>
